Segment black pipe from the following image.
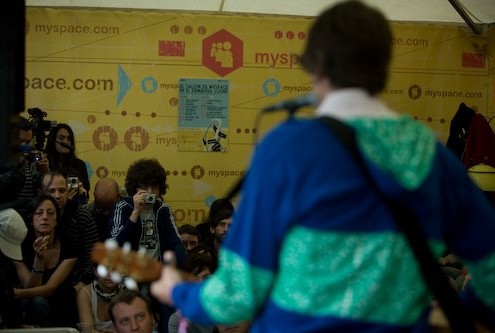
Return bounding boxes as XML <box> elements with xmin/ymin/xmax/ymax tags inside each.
<box><xmin>448</xmin><ymin>0</ymin><xmax>483</xmax><ymax>35</ymax></box>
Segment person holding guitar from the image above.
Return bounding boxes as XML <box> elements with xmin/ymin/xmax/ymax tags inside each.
<box><xmin>150</xmin><ymin>1</ymin><xmax>495</xmax><ymax>332</ymax></box>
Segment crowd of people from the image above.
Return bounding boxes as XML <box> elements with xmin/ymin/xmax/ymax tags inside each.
<box><xmin>2</xmin><ymin>1</ymin><xmax>495</xmax><ymax>333</ymax></box>
<box><xmin>0</xmin><ymin>117</ymin><xmax>242</xmax><ymax>332</ymax></box>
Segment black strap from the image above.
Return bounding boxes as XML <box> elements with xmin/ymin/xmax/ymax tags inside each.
<box><xmin>318</xmin><ymin>116</ymin><xmax>477</xmax><ymax>333</ymax></box>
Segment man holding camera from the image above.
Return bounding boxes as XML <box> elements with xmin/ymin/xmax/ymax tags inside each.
<box><xmin>108</xmin><ymin>158</ymin><xmax>185</xmax><ymax>264</ymax></box>
<box><xmin>0</xmin><ymin>116</ymin><xmax>49</xmax><ymax>207</ymax></box>
<box><xmin>107</xmin><ymin>158</ymin><xmax>185</xmax><ymax>332</ymax></box>
<box><xmin>41</xmin><ymin>170</ymin><xmax>99</xmax><ymax>288</ymax></box>
<box><xmin>18</xmin><ymin>116</ymin><xmax>50</xmax><ymax>192</ymax></box>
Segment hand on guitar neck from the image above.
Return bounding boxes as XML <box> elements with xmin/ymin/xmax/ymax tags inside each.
<box><xmin>150</xmin><ymin>251</ymin><xmax>185</xmax><ymax>306</ymax></box>
<box><xmin>91</xmin><ymin>239</ymin><xmax>189</xmax><ymax>304</ymax></box>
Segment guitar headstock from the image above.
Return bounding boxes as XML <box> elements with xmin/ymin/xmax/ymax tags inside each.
<box><xmin>91</xmin><ymin>240</ymin><xmax>162</xmax><ymax>289</ymax></box>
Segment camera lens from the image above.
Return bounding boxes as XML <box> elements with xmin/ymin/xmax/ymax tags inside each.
<box><xmin>144</xmin><ymin>193</ymin><xmax>155</xmax><ymax>204</ymax></box>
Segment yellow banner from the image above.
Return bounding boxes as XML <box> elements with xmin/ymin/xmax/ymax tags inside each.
<box><xmin>25</xmin><ymin>7</ymin><xmax>491</xmax><ymax>224</ymax></box>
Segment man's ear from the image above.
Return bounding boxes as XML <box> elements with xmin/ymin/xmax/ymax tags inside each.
<box><xmin>209</xmin><ymin>226</ymin><xmax>215</xmax><ymax>234</ymax></box>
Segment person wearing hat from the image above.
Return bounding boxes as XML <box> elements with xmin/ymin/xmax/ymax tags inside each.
<box><xmin>0</xmin><ymin>208</ymin><xmax>28</xmax><ymax>328</ymax></box>
<box><xmin>0</xmin><ymin>208</ymin><xmax>28</xmax><ymax>260</ymax></box>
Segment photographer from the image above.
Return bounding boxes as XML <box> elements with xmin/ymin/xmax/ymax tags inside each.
<box><xmin>0</xmin><ymin>116</ymin><xmax>49</xmax><ymax>209</ymax></box>
<box><xmin>108</xmin><ymin>158</ymin><xmax>185</xmax><ymax>264</ymax></box>
<box><xmin>107</xmin><ymin>158</ymin><xmax>185</xmax><ymax>332</ymax></box>
<box><xmin>45</xmin><ymin>123</ymin><xmax>89</xmax><ymax>204</ymax></box>
<box><xmin>16</xmin><ymin>116</ymin><xmax>50</xmax><ymax>200</ymax></box>
<box><xmin>40</xmin><ymin>170</ymin><xmax>98</xmax><ymax>288</ymax></box>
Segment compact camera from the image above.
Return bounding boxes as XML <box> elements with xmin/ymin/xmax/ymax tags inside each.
<box><xmin>28</xmin><ymin>152</ymin><xmax>42</xmax><ymax>163</ymax></box>
<box><xmin>143</xmin><ymin>193</ymin><xmax>156</xmax><ymax>204</ymax></box>
<box><xmin>67</xmin><ymin>177</ymin><xmax>79</xmax><ymax>189</ymax></box>
<box><xmin>27</xmin><ymin>107</ymin><xmax>57</xmax><ymax>150</ymax></box>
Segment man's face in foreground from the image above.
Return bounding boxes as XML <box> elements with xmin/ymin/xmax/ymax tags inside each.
<box><xmin>112</xmin><ymin>298</ymin><xmax>155</xmax><ymax>333</ymax></box>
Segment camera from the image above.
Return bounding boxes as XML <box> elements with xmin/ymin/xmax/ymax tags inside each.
<box><xmin>28</xmin><ymin>152</ymin><xmax>42</xmax><ymax>163</ymax></box>
<box><xmin>67</xmin><ymin>177</ymin><xmax>79</xmax><ymax>189</ymax></box>
<box><xmin>143</xmin><ymin>193</ymin><xmax>156</xmax><ymax>204</ymax></box>
<box><xmin>27</xmin><ymin>107</ymin><xmax>57</xmax><ymax>150</ymax></box>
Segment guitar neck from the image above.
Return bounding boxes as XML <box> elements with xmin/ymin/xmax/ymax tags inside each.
<box><xmin>92</xmin><ymin>242</ymin><xmax>163</xmax><ymax>282</ymax></box>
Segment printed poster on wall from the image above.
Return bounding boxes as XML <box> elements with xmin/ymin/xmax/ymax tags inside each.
<box><xmin>178</xmin><ymin>78</ymin><xmax>229</xmax><ymax>152</ymax></box>
<box><xmin>24</xmin><ymin>7</ymin><xmax>490</xmax><ymax>224</ymax></box>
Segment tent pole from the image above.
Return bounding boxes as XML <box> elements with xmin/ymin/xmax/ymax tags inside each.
<box><xmin>448</xmin><ymin>0</ymin><xmax>484</xmax><ymax>35</ymax></box>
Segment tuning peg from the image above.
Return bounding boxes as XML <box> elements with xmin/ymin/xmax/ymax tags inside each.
<box><xmin>97</xmin><ymin>264</ymin><xmax>109</xmax><ymax>278</ymax></box>
<box><xmin>124</xmin><ymin>277</ymin><xmax>138</xmax><ymax>290</ymax></box>
<box><xmin>123</xmin><ymin>242</ymin><xmax>131</xmax><ymax>254</ymax></box>
<box><xmin>110</xmin><ymin>270</ymin><xmax>122</xmax><ymax>283</ymax></box>
<box><xmin>138</xmin><ymin>246</ymin><xmax>146</xmax><ymax>256</ymax></box>
<box><xmin>104</xmin><ymin>238</ymin><xmax>118</xmax><ymax>250</ymax></box>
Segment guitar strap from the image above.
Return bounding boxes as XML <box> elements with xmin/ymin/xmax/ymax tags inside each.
<box><xmin>318</xmin><ymin>116</ymin><xmax>477</xmax><ymax>333</ymax></box>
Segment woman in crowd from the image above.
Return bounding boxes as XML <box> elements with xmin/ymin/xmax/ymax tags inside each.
<box><xmin>45</xmin><ymin>123</ymin><xmax>89</xmax><ymax>203</ymax></box>
<box><xmin>77</xmin><ymin>266</ymin><xmax>126</xmax><ymax>333</ymax></box>
<box><xmin>14</xmin><ymin>194</ymin><xmax>78</xmax><ymax>327</ymax></box>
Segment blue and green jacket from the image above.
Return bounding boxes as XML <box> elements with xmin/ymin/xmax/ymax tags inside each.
<box><xmin>172</xmin><ymin>89</ymin><xmax>495</xmax><ymax>332</ymax></box>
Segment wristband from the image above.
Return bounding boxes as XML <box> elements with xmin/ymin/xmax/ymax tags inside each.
<box><xmin>32</xmin><ymin>268</ymin><xmax>44</xmax><ymax>274</ymax></box>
